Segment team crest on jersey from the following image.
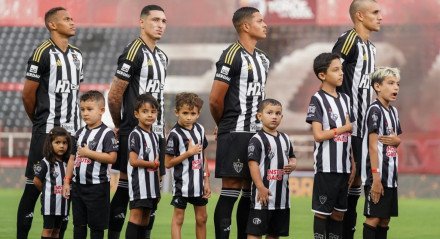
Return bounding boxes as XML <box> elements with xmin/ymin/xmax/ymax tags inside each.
<box><xmin>266</xmin><ymin>145</ymin><xmax>275</xmax><ymax>159</ymax></box>
<box><xmin>51</xmin><ymin>168</ymin><xmax>59</xmax><ymax>178</ymax></box>
<box><xmin>260</xmin><ymin>54</ymin><xmax>270</xmax><ymax>72</ymax></box>
<box><xmin>328</xmin><ymin>108</ymin><xmax>338</xmax><ymax>121</ymax></box>
<box><xmin>144</xmin><ymin>146</ymin><xmax>151</xmax><ymax>155</ymax></box>
<box><xmin>88</xmin><ymin>140</ymin><xmax>97</xmax><ymax>150</ymax></box>
<box><xmin>233</xmin><ymin>159</ymin><xmax>243</xmax><ymax>173</ymax></box>
<box><xmin>319</xmin><ymin>195</ymin><xmax>327</xmax><ymax>204</ymax></box>
<box><xmin>385</xmin><ymin>122</ymin><xmax>394</xmax><ymax>135</ymax></box>
<box><xmin>71</xmin><ymin>52</ymin><xmax>81</xmax><ymax>70</ymax></box>
<box><xmin>157</xmin><ymin>51</ymin><xmax>167</xmax><ymax>69</ymax></box>
<box><xmin>33</xmin><ymin>162</ymin><xmax>42</xmax><ymax>174</ymax></box>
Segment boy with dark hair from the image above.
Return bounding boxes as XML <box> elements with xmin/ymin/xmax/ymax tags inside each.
<box><xmin>247</xmin><ymin>98</ymin><xmax>296</xmax><ymax>239</ymax></box>
<box><xmin>209</xmin><ymin>6</ymin><xmax>269</xmax><ymax>239</ymax></box>
<box><xmin>64</xmin><ymin>90</ymin><xmax>118</xmax><ymax>239</ymax></box>
<box><xmin>361</xmin><ymin>67</ymin><xmax>401</xmax><ymax>239</ymax></box>
<box><xmin>306</xmin><ymin>53</ymin><xmax>354</xmax><ymax>239</ymax></box>
<box><xmin>165</xmin><ymin>92</ymin><xmax>211</xmax><ymax>239</ymax></box>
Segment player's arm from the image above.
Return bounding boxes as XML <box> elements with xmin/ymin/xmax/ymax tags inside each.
<box><xmin>63</xmin><ymin>154</ymin><xmax>75</xmax><ymax>199</ymax></box>
<box><xmin>368</xmin><ymin>132</ymin><xmax>383</xmax><ymax>204</ymax></box>
<box><xmin>129</xmin><ymin>151</ymin><xmax>158</xmax><ymax>169</ymax></box>
<box><xmin>209</xmin><ymin>81</ymin><xmax>229</xmax><ymax>125</ymax></box>
<box><xmin>249</xmin><ymin>161</ymin><xmax>270</xmax><ymax>206</ymax></box>
<box><xmin>311</xmin><ymin>118</ymin><xmax>352</xmax><ymax>142</ymax></box>
<box><xmin>202</xmin><ymin>153</ymin><xmax>211</xmax><ymax>199</ymax></box>
<box><xmin>22</xmin><ymin>79</ymin><xmax>39</xmax><ymax>122</ymax></box>
<box><xmin>108</xmin><ymin>77</ymin><xmax>128</xmax><ymax>130</ymax></box>
<box><xmin>33</xmin><ymin>176</ymin><xmax>43</xmax><ymax>191</ymax></box>
<box><xmin>77</xmin><ymin>146</ymin><xmax>117</xmax><ymax>164</ymax></box>
<box><xmin>165</xmin><ymin>139</ymin><xmax>202</xmax><ymax>168</ymax></box>
<box><xmin>378</xmin><ymin>134</ymin><xmax>401</xmax><ymax>147</ymax></box>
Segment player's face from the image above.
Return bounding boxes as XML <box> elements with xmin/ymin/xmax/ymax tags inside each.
<box><xmin>175</xmin><ymin>104</ymin><xmax>200</xmax><ymax>130</ymax></box>
<box><xmin>360</xmin><ymin>1</ymin><xmax>382</xmax><ymax>32</ymax></box>
<box><xmin>258</xmin><ymin>104</ymin><xmax>283</xmax><ymax>132</ymax></box>
<box><xmin>135</xmin><ymin>103</ymin><xmax>158</xmax><ymax>131</ymax></box>
<box><xmin>52</xmin><ymin>136</ymin><xmax>69</xmax><ymax>157</ymax></box>
<box><xmin>246</xmin><ymin>12</ymin><xmax>267</xmax><ymax>40</ymax></box>
<box><xmin>80</xmin><ymin>100</ymin><xmax>104</xmax><ymax>129</ymax></box>
<box><xmin>322</xmin><ymin>58</ymin><xmax>343</xmax><ymax>87</ymax></box>
<box><xmin>140</xmin><ymin>10</ymin><xmax>167</xmax><ymax>41</ymax></box>
<box><xmin>52</xmin><ymin>10</ymin><xmax>76</xmax><ymax>37</ymax></box>
<box><xmin>375</xmin><ymin>76</ymin><xmax>400</xmax><ymax>103</ymax></box>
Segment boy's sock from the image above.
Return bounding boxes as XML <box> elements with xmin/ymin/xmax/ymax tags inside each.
<box><xmin>74</xmin><ymin>225</ymin><xmax>87</xmax><ymax>239</ymax></box>
<box><xmin>138</xmin><ymin>225</ymin><xmax>148</xmax><ymax>239</ymax></box>
<box><xmin>58</xmin><ymin>215</ymin><xmax>69</xmax><ymax>239</ymax></box>
<box><xmin>236</xmin><ymin>189</ymin><xmax>251</xmax><ymax>239</ymax></box>
<box><xmin>90</xmin><ymin>228</ymin><xmax>104</xmax><ymax>239</ymax></box>
<box><xmin>376</xmin><ymin>226</ymin><xmax>389</xmax><ymax>239</ymax></box>
<box><xmin>108</xmin><ymin>179</ymin><xmax>129</xmax><ymax>238</ymax></box>
<box><xmin>313</xmin><ymin>216</ymin><xmax>327</xmax><ymax>239</ymax></box>
<box><xmin>343</xmin><ymin>187</ymin><xmax>362</xmax><ymax>239</ymax></box>
<box><xmin>125</xmin><ymin>222</ymin><xmax>139</xmax><ymax>239</ymax></box>
<box><xmin>144</xmin><ymin>209</ymin><xmax>156</xmax><ymax>238</ymax></box>
<box><xmin>214</xmin><ymin>188</ymin><xmax>240</xmax><ymax>239</ymax></box>
<box><xmin>327</xmin><ymin>217</ymin><xmax>343</xmax><ymax>239</ymax></box>
<box><xmin>17</xmin><ymin>182</ymin><xmax>40</xmax><ymax>239</ymax></box>
<box><xmin>363</xmin><ymin>223</ymin><xmax>377</xmax><ymax>239</ymax></box>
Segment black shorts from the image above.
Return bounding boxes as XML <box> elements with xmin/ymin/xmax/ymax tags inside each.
<box><xmin>71</xmin><ymin>182</ymin><xmax>110</xmax><ymax>230</ymax></box>
<box><xmin>170</xmin><ymin>196</ymin><xmax>208</xmax><ymax>209</ymax></box>
<box><xmin>215</xmin><ymin>132</ymin><xmax>254</xmax><ymax>179</ymax></box>
<box><xmin>364</xmin><ymin>186</ymin><xmax>398</xmax><ymax>218</ymax></box>
<box><xmin>113</xmin><ymin>135</ymin><xmax>166</xmax><ymax>176</ymax></box>
<box><xmin>312</xmin><ymin>172</ymin><xmax>349</xmax><ymax>215</ymax></box>
<box><xmin>246</xmin><ymin>208</ymin><xmax>290</xmax><ymax>237</ymax></box>
<box><xmin>129</xmin><ymin>198</ymin><xmax>159</xmax><ymax>210</ymax></box>
<box><xmin>43</xmin><ymin>215</ymin><xmax>63</xmax><ymax>230</ymax></box>
<box><xmin>25</xmin><ymin>133</ymin><xmax>47</xmax><ymax>178</ymax></box>
<box><xmin>352</xmin><ymin>136</ymin><xmax>363</xmax><ymax>176</ymax></box>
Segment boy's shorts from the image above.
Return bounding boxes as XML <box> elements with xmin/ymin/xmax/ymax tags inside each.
<box><xmin>246</xmin><ymin>208</ymin><xmax>290</xmax><ymax>237</ymax></box>
<box><xmin>215</xmin><ymin>132</ymin><xmax>254</xmax><ymax>179</ymax></box>
<box><xmin>364</xmin><ymin>186</ymin><xmax>398</xmax><ymax>218</ymax></box>
<box><xmin>312</xmin><ymin>172</ymin><xmax>349</xmax><ymax>215</ymax></box>
<box><xmin>170</xmin><ymin>195</ymin><xmax>208</xmax><ymax>209</ymax></box>
<box><xmin>43</xmin><ymin>215</ymin><xmax>63</xmax><ymax>229</ymax></box>
<box><xmin>352</xmin><ymin>136</ymin><xmax>363</xmax><ymax>176</ymax></box>
<box><xmin>71</xmin><ymin>182</ymin><xmax>110</xmax><ymax>230</ymax></box>
<box><xmin>129</xmin><ymin>198</ymin><xmax>159</xmax><ymax>210</ymax></box>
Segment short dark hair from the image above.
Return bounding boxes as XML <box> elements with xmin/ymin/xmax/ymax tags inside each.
<box><xmin>44</xmin><ymin>7</ymin><xmax>66</xmax><ymax>30</ymax></box>
<box><xmin>140</xmin><ymin>5</ymin><xmax>164</xmax><ymax>18</ymax></box>
<box><xmin>43</xmin><ymin>126</ymin><xmax>72</xmax><ymax>163</ymax></box>
<box><xmin>349</xmin><ymin>0</ymin><xmax>377</xmax><ymax>22</ymax></box>
<box><xmin>232</xmin><ymin>7</ymin><xmax>259</xmax><ymax>32</ymax></box>
<box><xmin>313</xmin><ymin>52</ymin><xmax>341</xmax><ymax>81</ymax></box>
<box><xmin>257</xmin><ymin>98</ymin><xmax>282</xmax><ymax>113</ymax></box>
<box><xmin>135</xmin><ymin>93</ymin><xmax>159</xmax><ymax>112</ymax></box>
<box><xmin>80</xmin><ymin>90</ymin><xmax>105</xmax><ymax>105</ymax></box>
<box><xmin>175</xmin><ymin>92</ymin><xmax>204</xmax><ymax>112</ymax></box>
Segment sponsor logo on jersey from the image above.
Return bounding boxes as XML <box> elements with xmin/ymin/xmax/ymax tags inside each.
<box><xmin>61</xmin><ymin>123</ymin><xmax>75</xmax><ymax>134</ymax></box>
<box><xmin>54</xmin><ymin>185</ymin><xmax>63</xmax><ymax>194</ymax></box>
<box><xmin>220</xmin><ymin>66</ymin><xmax>230</xmax><ymax>75</ymax></box>
<box><xmin>266</xmin><ymin>169</ymin><xmax>284</xmax><ymax>181</ymax></box>
<box><xmin>215</xmin><ymin>73</ymin><xmax>231</xmax><ymax>82</ymax></box>
<box><xmin>246</xmin><ymin>82</ymin><xmax>262</xmax><ymax>96</ymax></box>
<box><xmin>248</xmin><ymin>143</ymin><xmax>255</xmax><ymax>157</ymax></box>
<box><xmin>29</xmin><ymin>64</ymin><xmax>38</xmax><ymax>73</ymax></box>
<box><xmin>145</xmin><ymin>79</ymin><xmax>162</xmax><ymax>93</ymax></box>
<box><xmin>75</xmin><ymin>157</ymin><xmax>92</xmax><ymax>167</ymax></box>
<box><xmin>358</xmin><ymin>74</ymin><xmax>371</xmax><ymax>89</ymax></box>
<box><xmin>386</xmin><ymin>146</ymin><xmax>397</xmax><ymax>157</ymax></box>
<box><xmin>55</xmin><ymin>79</ymin><xmax>73</xmax><ymax>93</ymax></box>
<box><xmin>334</xmin><ymin>132</ymin><xmax>350</xmax><ymax>142</ymax></box>
<box><xmin>121</xmin><ymin>63</ymin><xmax>131</xmax><ymax>72</ymax></box>
<box><xmin>192</xmin><ymin>159</ymin><xmax>202</xmax><ymax>170</ymax></box>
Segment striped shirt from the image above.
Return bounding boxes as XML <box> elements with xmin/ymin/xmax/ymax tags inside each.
<box><xmin>34</xmin><ymin>158</ymin><xmax>69</xmax><ymax>216</ymax></box>
<box><xmin>333</xmin><ymin>29</ymin><xmax>376</xmax><ymax>137</ymax></box>
<box><xmin>166</xmin><ymin>123</ymin><xmax>208</xmax><ymax>197</ymax></box>
<box><xmin>73</xmin><ymin>124</ymin><xmax>118</xmax><ymax>184</ymax></box>
<box><xmin>361</xmin><ymin>100</ymin><xmax>402</xmax><ymax>188</ymax></box>
<box><xmin>25</xmin><ymin>39</ymin><xmax>83</xmax><ymax>134</ymax></box>
<box><xmin>306</xmin><ymin>90</ymin><xmax>354</xmax><ymax>174</ymax></box>
<box><xmin>248</xmin><ymin>130</ymin><xmax>295</xmax><ymax>210</ymax></box>
<box><xmin>128</xmin><ymin>126</ymin><xmax>161</xmax><ymax>201</ymax></box>
<box><xmin>115</xmin><ymin>38</ymin><xmax>168</xmax><ymax>137</ymax></box>
<box><xmin>214</xmin><ymin>42</ymin><xmax>270</xmax><ymax>135</ymax></box>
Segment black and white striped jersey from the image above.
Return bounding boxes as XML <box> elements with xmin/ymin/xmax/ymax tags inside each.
<box><xmin>214</xmin><ymin>41</ymin><xmax>270</xmax><ymax>135</ymax></box>
<box><xmin>333</xmin><ymin>29</ymin><xmax>376</xmax><ymax>137</ymax></box>
<box><xmin>361</xmin><ymin>100</ymin><xmax>402</xmax><ymax>188</ymax></box>
<box><xmin>165</xmin><ymin>123</ymin><xmax>208</xmax><ymax>197</ymax></box>
<box><xmin>34</xmin><ymin>158</ymin><xmax>69</xmax><ymax>216</ymax></box>
<box><xmin>128</xmin><ymin>126</ymin><xmax>161</xmax><ymax>201</ymax></box>
<box><xmin>73</xmin><ymin>124</ymin><xmax>118</xmax><ymax>184</ymax></box>
<box><xmin>306</xmin><ymin>90</ymin><xmax>354</xmax><ymax>174</ymax></box>
<box><xmin>248</xmin><ymin>130</ymin><xmax>295</xmax><ymax>210</ymax></box>
<box><xmin>115</xmin><ymin>38</ymin><xmax>168</xmax><ymax>137</ymax></box>
<box><xmin>25</xmin><ymin>39</ymin><xmax>83</xmax><ymax>134</ymax></box>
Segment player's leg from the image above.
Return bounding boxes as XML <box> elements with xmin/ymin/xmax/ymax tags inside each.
<box><xmin>376</xmin><ymin>218</ymin><xmax>390</xmax><ymax>239</ymax></box>
<box><xmin>126</xmin><ymin>207</ymin><xmax>143</xmax><ymax>238</ymax></box>
<box><xmin>87</xmin><ymin>183</ymin><xmax>110</xmax><ymax>239</ymax></box>
<box><xmin>312</xmin><ymin>173</ymin><xmax>337</xmax><ymax>238</ymax></box>
<box><xmin>58</xmin><ymin>215</ymin><xmax>69</xmax><ymax>239</ymax></box>
<box><xmin>194</xmin><ymin>205</ymin><xmax>208</xmax><ymax>239</ymax></box>
<box><xmin>50</xmin><ymin>215</ymin><xmax>63</xmax><ymax>238</ymax></box>
<box><xmin>72</xmin><ymin>184</ymin><xmax>88</xmax><ymax>239</ymax></box>
<box><xmin>267</xmin><ymin>209</ymin><xmax>290</xmax><ymax>239</ymax></box>
<box><xmin>42</xmin><ymin>216</ymin><xmax>54</xmax><ymax>238</ymax></box>
<box><xmin>327</xmin><ymin>173</ymin><xmax>350</xmax><ymax>238</ymax></box>
<box><xmin>245</xmin><ymin>208</ymin><xmax>268</xmax><ymax>239</ymax></box>
<box><xmin>237</xmin><ymin>180</ymin><xmax>251</xmax><ymax>239</ymax></box>
<box><xmin>139</xmin><ymin>208</ymin><xmax>151</xmax><ymax>238</ymax></box>
<box><xmin>171</xmin><ymin>207</ymin><xmax>185</xmax><ymax>239</ymax></box>
<box><xmin>363</xmin><ymin>185</ymin><xmax>381</xmax><ymax>239</ymax></box>
<box><xmin>328</xmin><ymin>210</ymin><xmax>344</xmax><ymax>239</ymax></box>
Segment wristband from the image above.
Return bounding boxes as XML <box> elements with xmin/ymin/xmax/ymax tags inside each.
<box><xmin>371</xmin><ymin>168</ymin><xmax>380</xmax><ymax>173</ymax></box>
<box><xmin>204</xmin><ymin>170</ymin><xmax>210</xmax><ymax>177</ymax></box>
<box><xmin>332</xmin><ymin>128</ymin><xmax>337</xmax><ymax>137</ymax></box>
<box><xmin>154</xmin><ymin>160</ymin><xmax>159</xmax><ymax>168</ymax></box>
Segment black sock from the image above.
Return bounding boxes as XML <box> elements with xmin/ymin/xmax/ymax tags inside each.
<box><xmin>74</xmin><ymin>225</ymin><xmax>87</xmax><ymax>239</ymax></box>
<box><xmin>376</xmin><ymin>226</ymin><xmax>389</xmax><ymax>239</ymax></box>
<box><xmin>343</xmin><ymin>187</ymin><xmax>361</xmax><ymax>239</ymax></box>
<box><xmin>363</xmin><ymin>223</ymin><xmax>376</xmax><ymax>239</ymax></box>
<box><xmin>236</xmin><ymin>190</ymin><xmax>251</xmax><ymax>239</ymax></box>
<box><xmin>314</xmin><ymin>216</ymin><xmax>327</xmax><ymax>239</ymax></box>
<box><xmin>138</xmin><ymin>225</ymin><xmax>148</xmax><ymax>239</ymax></box>
<box><xmin>109</xmin><ymin>179</ymin><xmax>129</xmax><ymax>236</ymax></box>
<box><xmin>90</xmin><ymin>228</ymin><xmax>104</xmax><ymax>239</ymax></box>
<box><xmin>144</xmin><ymin>209</ymin><xmax>156</xmax><ymax>238</ymax></box>
<box><xmin>17</xmin><ymin>182</ymin><xmax>40</xmax><ymax>239</ymax></box>
<box><xmin>214</xmin><ymin>188</ymin><xmax>240</xmax><ymax>239</ymax></box>
<box><xmin>125</xmin><ymin>221</ymin><xmax>139</xmax><ymax>239</ymax></box>
<box><xmin>327</xmin><ymin>217</ymin><xmax>343</xmax><ymax>239</ymax></box>
<box><xmin>41</xmin><ymin>237</ymin><xmax>51</xmax><ymax>239</ymax></box>
<box><xmin>58</xmin><ymin>215</ymin><xmax>69</xmax><ymax>239</ymax></box>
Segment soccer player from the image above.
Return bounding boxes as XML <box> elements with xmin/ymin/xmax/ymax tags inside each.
<box><xmin>19</xmin><ymin>6</ymin><xmax>83</xmax><ymax>239</ymax></box>
<box><xmin>63</xmin><ymin>91</ymin><xmax>118</xmax><ymax>239</ymax></box>
<box><xmin>306</xmin><ymin>53</ymin><xmax>354</xmax><ymax>239</ymax></box>
<box><xmin>107</xmin><ymin>5</ymin><xmax>168</xmax><ymax>238</ymax></box>
<box><xmin>209</xmin><ymin>6</ymin><xmax>269</xmax><ymax>239</ymax></box>
<box><xmin>125</xmin><ymin>94</ymin><xmax>161</xmax><ymax>238</ymax></box>
<box><xmin>247</xmin><ymin>99</ymin><xmax>296</xmax><ymax>239</ymax></box>
<box><xmin>33</xmin><ymin>127</ymin><xmax>71</xmax><ymax>239</ymax></box>
<box><xmin>165</xmin><ymin>93</ymin><xmax>211</xmax><ymax>239</ymax></box>
<box><xmin>332</xmin><ymin>1</ymin><xmax>383</xmax><ymax>238</ymax></box>
<box><xmin>361</xmin><ymin>67</ymin><xmax>401</xmax><ymax>239</ymax></box>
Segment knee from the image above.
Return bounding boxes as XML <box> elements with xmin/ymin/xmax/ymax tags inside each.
<box><xmin>173</xmin><ymin>211</ymin><xmax>185</xmax><ymax>226</ymax></box>
<box><xmin>222</xmin><ymin>178</ymin><xmax>242</xmax><ymax>189</ymax></box>
<box><xmin>331</xmin><ymin>211</ymin><xmax>344</xmax><ymax>221</ymax></box>
<box><xmin>51</xmin><ymin>229</ymin><xmax>60</xmax><ymax>238</ymax></box>
<box><xmin>379</xmin><ymin>218</ymin><xmax>390</xmax><ymax>227</ymax></box>
<box><xmin>196</xmin><ymin>212</ymin><xmax>208</xmax><ymax>226</ymax></box>
<box><xmin>365</xmin><ymin>217</ymin><xmax>380</xmax><ymax>227</ymax></box>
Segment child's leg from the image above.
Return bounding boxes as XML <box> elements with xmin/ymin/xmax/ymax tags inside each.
<box><xmin>126</xmin><ymin>208</ymin><xmax>143</xmax><ymax>238</ymax></box>
<box><xmin>265</xmin><ymin>236</ymin><xmax>279</xmax><ymax>239</ymax></box>
<box><xmin>138</xmin><ymin>208</ymin><xmax>151</xmax><ymax>238</ymax></box>
<box><xmin>246</xmin><ymin>235</ymin><xmax>262</xmax><ymax>239</ymax></box>
<box><xmin>327</xmin><ymin>210</ymin><xmax>344</xmax><ymax>238</ymax></box>
<box><xmin>363</xmin><ymin>217</ymin><xmax>380</xmax><ymax>239</ymax></box>
<box><xmin>171</xmin><ymin>208</ymin><xmax>185</xmax><ymax>239</ymax></box>
<box><xmin>314</xmin><ymin>213</ymin><xmax>327</xmax><ymax>238</ymax></box>
<box><xmin>41</xmin><ymin>229</ymin><xmax>53</xmax><ymax>238</ymax></box>
<box><xmin>375</xmin><ymin>219</ymin><xmax>390</xmax><ymax>239</ymax></box>
<box><xmin>51</xmin><ymin>228</ymin><xmax>60</xmax><ymax>238</ymax></box>
<box><xmin>194</xmin><ymin>206</ymin><xmax>207</xmax><ymax>239</ymax></box>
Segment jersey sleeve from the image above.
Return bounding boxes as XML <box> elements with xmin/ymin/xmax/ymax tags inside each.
<box><xmin>34</xmin><ymin>160</ymin><xmax>48</xmax><ymax>182</ymax></box>
<box><xmin>101</xmin><ymin>130</ymin><xmax>119</xmax><ymax>153</ymax></box>
<box><xmin>288</xmin><ymin>140</ymin><xmax>296</xmax><ymax>158</ymax></box>
<box><xmin>214</xmin><ymin>45</ymin><xmax>241</xmax><ymax>84</ymax></box>
<box><xmin>366</xmin><ymin>107</ymin><xmax>382</xmax><ymax>134</ymax></box>
<box><xmin>392</xmin><ymin>107</ymin><xmax>403</xmax><ymax>135</ymax></box>
<box><xmin>114</xmin><ymin>42</ymin><xmax>142</xmax><ymax>81</ymax></box>
<box><xmin>332</xmin><ymin>31</ymin><xmax>357</xmax><ymax>62</ymax></box>
<box><xmin>165</xmin><ymin>132</ymin><xmax>180</xmax><ymax>156</ymax></box>
<box><xmin>129</xmin><ymin>132</ymin><xmax>141</xmax><ymax>155</ymax></box>
<box><xmin>25</xmin><ymin>47</ymin><xmax>50</xmax><ymax>82</ymax></box>
<box><xmin>248</xmin><ymin>137</ymin><xmax>263</xmax><ymax>164</ymax></box>
<box><xmin>202</xmin><ymin>134</ymin><xmax>208</xmax><ymax>150</ymax></box>
<box><xmin>306</xmin><ymin>96</ymin><xmax>324</xmax><ymax>124</ymax></box>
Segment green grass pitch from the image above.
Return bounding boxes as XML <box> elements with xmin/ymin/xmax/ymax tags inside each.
<box><xmin>1</xmin><ymin>189</ymin><xmax>439</xmax><ymax>238</ymax></box>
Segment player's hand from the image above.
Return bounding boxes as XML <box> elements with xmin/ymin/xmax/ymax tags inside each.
<box><xmin>186</xmin><ymin>139</ymin><xmax>202</xmax><ymax>156</ymax></box>
<box><xmin>113</xmin><ymin>127</ymin><xmax>120</xmax><ymax>140</ymax></box>
<box><xmin>348</xmin><ymin>161</ymin><xmax>356</xmax><ymax>187</ymax></box>
<box><xmin>257</xmin><ymin>186</ymin><xmax>271</xmax><ymax>206</ymax></box>
<box><xmin>63</xmin><ymin>183</ymin><xmax>71</xmax><ymax>199</ymax></box>
<box><xmin>77</xmin><ymin>144</ymin><xmax>91</xmax><ymax>158</ymax></box>
<box><xmin>344</xmin><ymin>114</ymin><xmax>352</xmax><ymax>133</ymax></box>
<box><xmin>370</xmin><ymin>180</ymin><xmax>384</xmax><ymax>204</ymax></box>
<box><xmin>378</xmin><ymin>134</ymin><xmax>401</xmax><ymax>147</ymax></box>
<box><xmin>213</xmin><ymin>126</ymin><xmax>218</xmax><ymax>141</ymax></box>
<box><xmin>203</xmin><ymin>183</ymin><xmax>212</xmax><ymax>199</ymax></box>
<box><xmin>283</xmin><ymin>159</ymin><xmax>297</xmax><ymax>174</ymax></box>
